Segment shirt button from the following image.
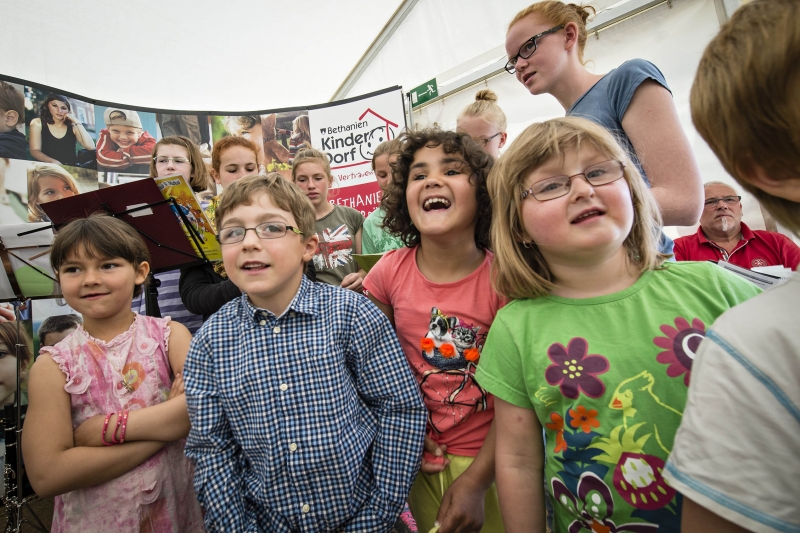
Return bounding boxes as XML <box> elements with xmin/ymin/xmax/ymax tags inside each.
<box><xmin>279</xmin><ymin>383</ymin><xmax>288</xmax><ymax>391</ymax></box>
<box><xmin>290</xmin><ymin>311</ymin><xmax>296</xmax><ymax>317</ymax></box>
<box><xmin>259</xmin><ymin>320</ymin><xmax>266</xmax><ymax>326</ymax></box>
<box><xmin>273</xmin><ymin>326</ymin><xmax>281</xmax><ymax>333</ymax></box>
<box><xmin>289</xmin><ymin>443</ymin><xmax>297</xmax><ymax>452</ymax></box>
<box><xmin>301</xmin><ymin>503</ymin><xmax>310</xmax><ymax>513</ymax></box>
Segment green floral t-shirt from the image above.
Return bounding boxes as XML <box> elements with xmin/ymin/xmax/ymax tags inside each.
<box><xmin>362</xmin><ymin>206</ymin><xmax>404</xmax><ymax>255</ymax></box>
<box><xmin>476</xmin><ymin>262</ymin><xmax>760</xmax><ymax>533</ymax></box>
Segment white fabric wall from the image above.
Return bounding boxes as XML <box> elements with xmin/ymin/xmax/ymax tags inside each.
<box><xmin>409</xmin><ymin>0</ymin><xmax>774</xmax><ymax>239</ymax></box>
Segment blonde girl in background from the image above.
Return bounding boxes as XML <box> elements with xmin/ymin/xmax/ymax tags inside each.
<box><xmin>293</xmin><ymin>147</ymin><xmax>364</xmax><ymax>291</ymax></box>
<box><xmin>475</xmin><ymin>117</ymin><xmax>759</xmax><ymax>532</ymax></box>
<box><xmin>129</xmin><ymin>136</ymin><xmax>211</xmax><ymax>334</ymax></box>
<box><xmin>456</xmin><ymin>90</ymin><xmax>507</xmax><ymax>159</ymax></box>
<box><xmin>362</xmin><ymin>139</ymin><xmax>405</xmax><ymax>254</ymax></box>
<box><xmin>504</xmin><ymin>1</ymin><xmax>703</xmax><ymax>253</ymax></box>
<box><xmin>23</xmin><ymin>214</ymin><xmax>203</xmax><ymax>532</ymax></box>
<box><xmin>26</xmin><ymin>163</ymin><xmax>79</xmax><ymax>222</ymax></box>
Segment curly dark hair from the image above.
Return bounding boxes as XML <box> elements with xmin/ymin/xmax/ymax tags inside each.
<box><xmin>39</xmin><ymin>94</ymin><xmax>71</xmax><ymax>125</ymax></box>
<box><xmin>382</xmin><ymin>128</ymin><xmax>493</xmax><ymax>249</ymax></box>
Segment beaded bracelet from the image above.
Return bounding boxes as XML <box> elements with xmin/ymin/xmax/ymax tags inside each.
<box><xmin>111</xmin><ymin>411</ymin><xmax>124</xmax><ymax>444</ymax></box>
<box><xmin>101</xmin><ymin>412</ymin><xmax>115</xmax><ymax>446</ymax></box>
<box><xmin>118</xmin><ymin>410</ymin><xmax>129</xmax><ymax>444</ymax></box>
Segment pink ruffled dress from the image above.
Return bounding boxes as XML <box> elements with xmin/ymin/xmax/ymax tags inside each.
<box><xmin>42</xmin><ymin>314</ymin><xmax>204</xmax><ymax>532</ymax></box>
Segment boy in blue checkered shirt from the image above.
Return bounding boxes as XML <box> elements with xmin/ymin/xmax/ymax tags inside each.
<box><xmin>183</xmin><ymin>173</ymin><xmax>427</xmax><ymax>532</ymax></box>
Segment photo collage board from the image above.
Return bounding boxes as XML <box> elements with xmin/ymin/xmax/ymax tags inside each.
<box><xmin>0</xmin><ymin>73</ymin><xmax>406</xmax><ymax>402</ymax></box>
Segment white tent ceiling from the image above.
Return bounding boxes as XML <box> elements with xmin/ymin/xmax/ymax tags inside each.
<box><xmin>0</xmin><ymin>0</ymin><xmax>404</xmax><ymax>111</ymax></box>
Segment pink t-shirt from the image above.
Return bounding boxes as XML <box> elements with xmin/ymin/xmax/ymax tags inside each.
<box><xmin>364</xmin><ymin>246</ymin><xmax>504</xmax><ymax>456</ymax></box>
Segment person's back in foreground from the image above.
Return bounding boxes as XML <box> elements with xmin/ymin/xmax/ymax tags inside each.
<box><xmin>183</xmin><ymin>174</ymin><xmax>427</xmax><ymax>532</ymax></box>
<box><xmin>664</xmin><ymin>2</ymin><xmax>800</xmax><ymax>532</ymax></box>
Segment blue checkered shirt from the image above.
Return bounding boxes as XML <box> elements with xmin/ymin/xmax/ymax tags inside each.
<box><xmin>184</xmin><ymin>277</ymin><xmax>426</xmax><ymax>532</ymax></box>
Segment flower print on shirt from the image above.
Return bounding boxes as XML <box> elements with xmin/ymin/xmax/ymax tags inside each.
<box><xmin>653</xmin><ymin>317</ymin><xmax>706</xmax><ymax>386</ymax></box>
<box><xmin>545</xmin><ymin>337</ymin><xmax>610</xmax><ymax>399</ymax></box>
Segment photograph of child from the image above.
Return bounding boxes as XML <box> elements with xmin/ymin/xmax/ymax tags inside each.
<box><xmin>0</xmin><ymin>81</ymin><xmax>27</xmax><ymax>160</ymax></box>
<box><xmin>95</xmin><ymin>106</ymin><xmax>158</xmax><ymax>174</ymax></box>
<box><xmin>0</xmin><ymin>159</ymin><xmax>99</xmax><ymax>223</ymax></box>
<box><xmin>24</xmin><ymin>87</ymin><xmax>97</xmax><ymax>168</ymax></box>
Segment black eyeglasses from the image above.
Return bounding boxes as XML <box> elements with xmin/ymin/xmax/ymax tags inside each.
<box><xmin>521</xmin><ymin>160</ymin><xmax>625</xmax><ymax>201</ymax></box>
<box><xmin>474</xmin><ymin>132</ymin><xmax>502</xmax><ymax>147</ymax></box>
<box><xmin>703</xmin><ymin>196</ymin><xmax>741</xmax><ymax>208</ymax></box>
<box><xmin>505</xmin><ymin>25</ymin><xmax>565</xmax><ymax>74</ymax></box>
<box><xmin>217</xmin><ymin>222</ymin><xmax>304</xmax><ymax>244</ymax></box>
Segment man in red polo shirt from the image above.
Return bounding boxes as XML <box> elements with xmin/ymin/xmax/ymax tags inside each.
<box><xmin>674</xmin><ymin>181</ymin><xmax>800</xmax><ymax>270</ymax></box>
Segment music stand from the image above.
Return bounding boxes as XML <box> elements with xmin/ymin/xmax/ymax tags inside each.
<box><xmin>35</xmin><ymin>177</ymin><xmax>217</xmax><ymax>317</ymax></box>
<box><xmin>0</xmin><ymin>222</ymin><xmax>60</xmax><ymax>533</ymax></box>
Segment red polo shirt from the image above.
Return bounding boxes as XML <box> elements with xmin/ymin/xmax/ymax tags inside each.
<box><xmin>674</xmin><ymin>222</ymin><xmax>800</xmax><ymax>270</ymax></box>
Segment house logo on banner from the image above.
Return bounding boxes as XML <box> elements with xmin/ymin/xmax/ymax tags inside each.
<box><xmin>310</xmin><ymin>88</ymin><xmax>405</xmax><ymax>217</ymax></box>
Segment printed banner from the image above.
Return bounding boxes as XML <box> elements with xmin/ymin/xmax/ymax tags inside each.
<box><xmin>310</xmin><ymin>89</ymin><xmax>404</xmax><ymax>216</ymax></box>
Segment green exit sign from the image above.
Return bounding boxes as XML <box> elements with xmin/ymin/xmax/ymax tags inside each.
<box><xmin>409</xmin><ymin>79</ymin><xmax>438</xmax><ymax>108</ymax></box>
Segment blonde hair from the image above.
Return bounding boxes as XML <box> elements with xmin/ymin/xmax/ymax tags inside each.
<box><xmin>27</xmin><ymin>164</ymin><xmax>80</xmax><ymax>222</ymax></box>
<box><xmin>489</xmin><ymin>117</ymin><xmax>666</xmax><ymax>300</ymax></box>
<box><xmin>371</xmin><ymin>139</ymin><xmax>403</xmax><ymax>171</ymax></box>
<box><xmin>215</xmin><ymin>173</ymin><xmax>316</xmax><ymax>239</ymax></box>
<box><xmin>291</xmin><ymin>147</ymin><xmax>332</xmax><ymax>184</ymax></box>
<box><xmin>691</xmin><ymin>0</ymin><xmax>800</xmax><ymax>234</ymax></box>
<box><xmin>457</xmin><ymin>90</ymin><xmax>507</xmax><ymax>133</ymax></box>
<box><xmin>149</xmin><ymin>136</ymin><xmax>212</xmax><ymax>193</ymax></box>
<box><xmin>509</xmin><ymin>1</ymin><xmax>595</xmax><ymax>64</ymax></box>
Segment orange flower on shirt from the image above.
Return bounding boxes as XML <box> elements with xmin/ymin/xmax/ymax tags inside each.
<box><xmin>545</xmin><ymin>412</ymin><xmax>567</xmax><ymax>453</ymax></box>
<box><xmin>568</xmin><ymin>405</ymin><xmax>600</xmax><ymax>433</ymax></box>
<box><xmin>464</xmin><ymin>347</ymin><xmax>480</xmax><ymax>362</ymax></box>
<box><xmin>439</xmin><ymin>344</ymin><xmax>456</xmax><ymax>358</ymax></box>
<box><xmin>420</xmin><ymin>338</ymin><xmax>434</xmax><ymax>351</ymax></box>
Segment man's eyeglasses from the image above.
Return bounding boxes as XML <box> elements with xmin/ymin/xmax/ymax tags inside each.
<box><xmin>521</xmin><ymin>160</ymin><xmax>625</xmax><ymax>201</ymax></box>
<box><xmin>217</xmin><ymin>222</ymin><xmax>304</xmax><ymax>244</ymax></box>
<box><xmin>505</xmin><ymin>25</ymin><xmax>565</xmax><ymax>74</ymax></box>
<box><xmin>703</xmin><ymin>196</ymin><xmax>741</xmax><ymax>208</ymax></box>
<box><xmin>474</xmin><ymin>132</ymin><xmax>502</xmax><ymax>147</ymax></box>
<box><xmin>154</xmin><ymin>157</ymin><xmax>190</xmax><ymax>165</ymax></box>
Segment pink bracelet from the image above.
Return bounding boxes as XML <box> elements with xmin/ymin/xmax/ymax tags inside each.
<box><xmin>111</xmin><ymin>411</ymin><xmax>124</xmax><ymax>444</ymax></box>
<box><xmin>101</xmin><ymin>413</ymin><xmax>115</xmax><ymax>446</ymax></box>
<box><xmin>118</xmin><ymin>410</ymin><xmax>129</xmax><ymax>444</ymax></box>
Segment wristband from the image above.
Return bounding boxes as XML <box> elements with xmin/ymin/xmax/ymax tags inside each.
<box><xmin>118</xmin><ymin>410</ymin><xmax>129</xmax><ymax>444</ymax></box>
<box><xmin>111</xmin><ymin>411</ymin><xmax>124</xmax><ymax>444</ymax></box>
<box><xmin>101</xmin><ymin>412</ymin><xmax>115</xmax><ymax>446</ymax></box>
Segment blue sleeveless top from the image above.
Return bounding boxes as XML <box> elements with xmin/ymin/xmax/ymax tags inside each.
<box><xmin>567</xmin><ymin>59</ymin><xmax>674</xmax><ymax>254</ymax></box>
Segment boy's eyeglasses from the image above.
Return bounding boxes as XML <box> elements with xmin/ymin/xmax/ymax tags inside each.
<box><xmin>474</xmin><ymin>132</ymin><xmax>502</xmax><ymax>147</ymax></box>
<box><xmin>521</xmin><ymin>160</ymin><xmax>626</xmax><ymax>201</ymax></box>
<box><xmin>703</xmin><ymin>196</ymin><xmax>741</xmax><ymax>208</ymax></box>
<box><xmin>154</xmin><ymin>157</ymin><xmax>190</xmax><ymax>165</ymax></box>
<box><xmin>217</xmin><ymin>222</ymin><xmax>304</xmax><ymax>244</ymax></box>
<box><xmin>505</xmin><ymin>25</ymin><xmax>565</xmax><ymax>74</ymax></box>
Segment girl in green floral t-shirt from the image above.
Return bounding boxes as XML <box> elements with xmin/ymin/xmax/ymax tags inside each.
<box><xmin>476</xmin><ymin>117</ymin><xmax>760</xmax><ymax>533</ymax></box>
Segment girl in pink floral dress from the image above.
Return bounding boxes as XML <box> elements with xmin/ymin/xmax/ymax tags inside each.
<box><xmin>22</xmin><ymin>214</ymin><xmax>204</xmax><ymax>532</ymax></box>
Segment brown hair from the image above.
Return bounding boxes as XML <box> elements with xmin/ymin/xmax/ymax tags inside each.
<box><xmin>508</xmin><ymin>2</ymin><xmax>595</xmax><ymax>64</ymax></box>
<box><xmin>27</xmin><ymin>164</ymin><xmax>81</xmax><ymax>222</ymax></box>
<box><xmin>50</xmin><ymin>214</ymin><xmax>151</xmax><ymax>298</ymax></box>
<box><xmin>457</xmin><ymin>90</ymin><xmax>508</xmax><ymax>133</ymax></box>
<box><xmin>215</xmin><ymin>173</ymin><xmax>316</xmax><ymax>240</ymax></box>
<box><xmin>0</xmin><ymin>82</ymin><xmax>24</xmax><ymax>125</ymax></box>
<box><xmin>37</xmin><ymin>314</ymin><xmax>82</xmax><ymax>347</ymax></box>
<box><xmin>211</xmin><ymin>135</ymin><xmax>260</xmax><ymax>175</ymax></box>
<box><xmin>371</xmin><ymin>139</ymin><xmax>403</xmax><ymax>171</ymax></box>
<box><xmin>0</xmin><ymin>322</ymin><xmax>32</xmax><ymax>374</ymax></box>
<box><xmin>383</xmin><ymin>128</ymin><xmax>493</xmax><ymax>249</ymax></box>
<box><xmin>489</xmin><ymin>117</ymin><xmax>666</xmax><ymax>300</ymax></box>
<box><xmin>150</xmin><ymin>136</ymin><xmax>212</xmax><ymax>192</ymax></box>
<box><xmin>291</xmin><ymin>147</ymin><xmax>333</xmax><ymax>183</ymax></box>
<box><xmin>691</xmin><ymin>0</ymin><xmax>800</xmax><ymax>234</ymax></box>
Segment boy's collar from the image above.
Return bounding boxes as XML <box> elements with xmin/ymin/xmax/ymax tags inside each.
<box><xmin>240</xmin><ymin>276</ymin><xmax>319</xmax><ymax>324</ymax></box>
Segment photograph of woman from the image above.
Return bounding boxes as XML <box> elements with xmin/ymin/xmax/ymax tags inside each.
<box><xmin>28</xmin><ymin>94</ymin><xmax>95</xmax><ymax>167</ymax></box>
